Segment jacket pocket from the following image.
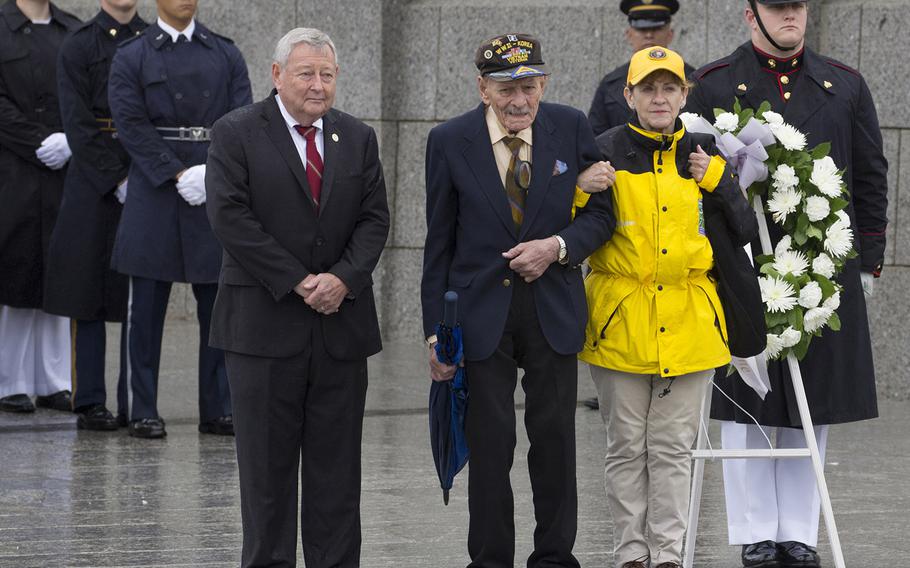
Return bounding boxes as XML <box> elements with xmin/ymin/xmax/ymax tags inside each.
<box><xmin>448</xmin><ymin>271</ymin><xmax>475</xmax><ymax>289</ymax></box>
<box><xmin>221</xmin><ymin>265</ymin><xmax>261</xmax><ymax>287</ymax></box>
<box><xmin>694</xmin><ymin>282</ymin><xmax>728</xmax><ymax>346</ymax></box>
<box><xmin>586</xmin><ymin>284</ymin><xmax>636</xmax><ymax>349</ymax></box>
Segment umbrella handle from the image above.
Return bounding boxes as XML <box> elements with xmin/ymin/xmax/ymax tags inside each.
<box><xmin>444</xmin><ymin>291</ymin><xmax>458</xmax><ymax>328</ymax></box>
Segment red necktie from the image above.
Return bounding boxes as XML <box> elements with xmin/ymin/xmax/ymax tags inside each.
<box><xmin>294</xmin><ymin>125</ymin><xmax>323</xmax><ymax>211</ymax></box>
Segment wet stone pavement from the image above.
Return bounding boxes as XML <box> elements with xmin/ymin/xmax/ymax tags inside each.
<box><xmin>1</xmin><ymin>321</ymin><xmax>908</xmax><ymax>567</ymax></box>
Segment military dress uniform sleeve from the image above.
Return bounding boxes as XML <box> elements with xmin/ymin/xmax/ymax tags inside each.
<box><xmin>850</xmin><ymin>77</ymin><xmax>889</xmax><ymax>275</ymax></box>
<box><xmin>108</xmin><ymin>45</ymin><xmax>185</xmax><ymax>187</ymax></box>
<box><xmin>224</xmin><ymin>41</ymin><xmax>253</xmax><ymax>110</ymax></box>
<box><xmin>0</xmin><ymin>58</ymin><xmax>55</xmax><ymax>166</ymax></box>
<box><xmin>587</xmin><ymin>78</ymin><xmax>612</xmax><ymax>137</ymax></box>
<box><xmin>327</xmin><ymin>127</ymin><xmax>390</xmax><ymax>297</ymax></box>
<box><xmin>206</xmin><ymin>116</ymin><xmax>312</xmax><ymax>301</ymax></box>
<box><xmin>57</xmin><ymin>36</ymin><xmax>128</xmax><ymax>193</ymax></box>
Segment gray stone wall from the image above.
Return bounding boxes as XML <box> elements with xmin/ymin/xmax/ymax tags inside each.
<box><xmin>59</xmin><ymin>0</ymin><xmax>910</xmax><ymax>398</ymax></box>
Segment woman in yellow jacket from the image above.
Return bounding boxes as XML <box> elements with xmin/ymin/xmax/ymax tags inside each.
<box><xmin>578</xmin><ymin>47</ymin><xmax>757</xmax><ymax>568</ymax></box>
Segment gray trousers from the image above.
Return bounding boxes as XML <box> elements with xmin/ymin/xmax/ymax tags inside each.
<box><xmin>590</xmin><ymin>365</ymin><xmax>712</xmax><ymax>568</ymax></box>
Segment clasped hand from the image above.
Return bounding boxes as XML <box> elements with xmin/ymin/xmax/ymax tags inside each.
<box><xmin>577</xmin><ymin>160</ymin><xmax>615</xmax><ymax>193</ymax></box>
<box><xmin>35</xmin><ymin>132</ymin><xmax>71</xmax><ymax>170</ymax></box>
<box><xmin>294</xmin><ymin>273</ymin><xmax>349</xmax><ymax>314</ymax></box>
<box><xmin>688</xmin><ymin>145</ymin><xmax>711</xmax><ymax>184</ymax></box>
<box><xmin>176</xmin><ymin>164</ymin><xmax>207</xmax><ymax>206</ymax></box>
<box><xmin>502</xmin><ymin>237</ymin><xmax>560</xmax><ymax>283</ymax></box>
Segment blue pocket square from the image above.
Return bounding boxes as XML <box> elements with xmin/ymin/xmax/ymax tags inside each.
<box><xmin>553</xmin><ymin>160</ymin><xmax>568</xmax><ymax>176</ymax></box>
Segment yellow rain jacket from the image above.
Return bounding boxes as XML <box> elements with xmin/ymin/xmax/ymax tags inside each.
<box><xmin>578</xmin><ymin>122</ymin><xmax>733</xmax><ymax>377</ymax></box>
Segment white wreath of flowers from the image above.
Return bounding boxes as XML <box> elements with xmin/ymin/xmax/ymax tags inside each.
<box><xmin>680</xmin><ymin>100</ymin><xmax>856</xmax><ymax>360</ymax></box>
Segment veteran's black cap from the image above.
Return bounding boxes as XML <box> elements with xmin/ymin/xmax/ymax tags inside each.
<box><xmin>620</xmin><ymin>0</ymin><xmax>679</xmax><ymax>30</ymax></box>
<box><xmin>475</xmin><ymin>33</ymin><xmax>549</xmax><ymax>81</ymax></box>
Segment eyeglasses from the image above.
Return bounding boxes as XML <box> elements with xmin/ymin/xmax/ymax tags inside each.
<box><xmin>514</xmin><ymin>159</ymin><xmax>532</xmax><ymax>190</ymax></box>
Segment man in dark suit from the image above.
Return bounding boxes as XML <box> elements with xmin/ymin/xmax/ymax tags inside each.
<box><xmin>206</xmin><ymin>27</ymin><xmax>389</xmax><ymax>568</ymax></box>
<box><xmin>422</xmin><ymin>33</ymin><xmax>615</xmax><ymax>568</ymax></box>
<box><xmin>687</xmin><ymin>1</ymin><xmax>887</xmax><ymax>567</ymax></box>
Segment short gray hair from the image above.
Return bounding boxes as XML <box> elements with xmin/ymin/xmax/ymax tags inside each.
<box><xmin>272</xmin><ymin>28</ymin><xmax>338</xmax><ymax>68</ymax></box>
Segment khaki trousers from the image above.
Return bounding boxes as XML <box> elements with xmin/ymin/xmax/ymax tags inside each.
<box><xmin>590</xmin><ymin>365</ymin><xmax>712</xmax><ymax>568</ymax></box>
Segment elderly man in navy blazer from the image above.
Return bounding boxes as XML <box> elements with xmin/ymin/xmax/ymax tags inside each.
<box><xmin>422</xmin><ymin>33</ymin><xmax>615</xmax><ymax>568</ymax></box>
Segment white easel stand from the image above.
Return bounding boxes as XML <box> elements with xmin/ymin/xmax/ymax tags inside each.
<box><xmin>682</xmin><ymin>197</ymin><xmax>846</xmax><ymax>568</ymax></box>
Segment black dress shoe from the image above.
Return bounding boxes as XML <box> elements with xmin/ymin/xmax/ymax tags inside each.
<box><xmin>116</xmin><ymin>413</ymin><xmax>128</xmax><ymax>428</ymax></box>
<box><xmin>199</xmin><ymin>415</ymin><xmax>234</xmax><ymax>436</ymax></box>
<box><xmin>76</xmin><ymin>404</ymin><xmax>119</xmax><ymax>431</ymax></box>
<box><xmin>582</xmin><ymin>396</ymin><xmax>600</xmax><ymax>410</ymax></box>
<box><xmin>743</xmin><ymin>540</ymin><xmax>781</xmax><ymax>567</ymax></box>
<box><xmin>35</xmin><ymin>390</ymin><xmax>72</xmax><ymax>412</ymax></box>
<box><xmin>128</xmin><ymin>417</ymin><xmax>167</xmax><ymax>439</ymax></box>
<box><xmin>0</xmin><ymin>394</ymin><xmax>35</xmax><ymax>413</ymax></box>
<box><xmin>777</xmin><ymin>541</ymin><xmax>820</xmax><ymax>568</ymax></box>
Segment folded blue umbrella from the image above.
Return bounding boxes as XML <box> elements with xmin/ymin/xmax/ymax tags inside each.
<box><xmin>429</xmin><ymin>291</ymin><xmax>469</xmax><ymax>505</ymax></box>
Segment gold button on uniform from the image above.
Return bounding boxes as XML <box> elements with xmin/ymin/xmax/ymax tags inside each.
<box><xmin>784</xmin><ymin>92</ymin><xmax>791</xmax><ymax>100</ymax></box>
<box><xmin>502</xmin><ymin>278</ymin><xmax>511</xmax><ymax>287</ymax></box>
<box><xmin>768</xmin><ymin>59</ymin><xmax>776</xmax><ymax>68</ymax></box>
<box><xmin>780</xmin><ymin>75</ymin><xmax>790</xmax><ymax>85</ymax></box>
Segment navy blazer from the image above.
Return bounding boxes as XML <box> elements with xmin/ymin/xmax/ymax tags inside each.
<box><xmin>421</xmin><ymin>102</ymin><xmax>615</xmax><ymax>361</ymax></box>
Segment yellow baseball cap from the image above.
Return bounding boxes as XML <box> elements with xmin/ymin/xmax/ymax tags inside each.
<box><xmin>627</xmin><ymin>46</ymin><xmax>687</xmax><ymax>86</ymax></box>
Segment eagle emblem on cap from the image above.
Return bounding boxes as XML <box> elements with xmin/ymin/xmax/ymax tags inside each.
<box><xmin>484</xmin><ymin>50</ymin><xmax>493</xmax><ymax>59</ymax></box>
<box><xmin>491</xmin><ymin>39</ymin><xmax>502</xmax><ymax>47</ymax></box>
<box><xmin>648</xmin><ymin>48</ymin><xmax>667</xmax><ymax>60</ymax></box>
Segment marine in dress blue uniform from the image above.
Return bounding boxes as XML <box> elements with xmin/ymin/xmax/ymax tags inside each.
<box><xmin>686</xmin><ymin>2</ymin><xmax>888</xmax><ymax>566</ymax></box>
<box><xmin>44</xmin><ymin>3</ymin><xmax>146</xmax><ymax>430</ymax></box>
<box><xmin>108</xmin><ymin>1</ymin><xmax>252</xmax><ymax>438</ymax></box>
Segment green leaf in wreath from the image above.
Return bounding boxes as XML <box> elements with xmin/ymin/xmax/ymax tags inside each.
<box><xmin>828</xmin><ymin>311</ymin><xmax>841</xmax><ymax>331</ymax></box>
<box><xmin>810</xmin><ymin>142</ymin><xmax>831</xmax><ymax>160</ymax></box>
<box><xmin>740</xmin><ymin>108</ymin><xmax>755</xmax><ymax>126</ymax></box>
<box><xmin>759</xmin><ymin>263</ymin><xmax>777</xmax><ymax>275</ymax></box>
<box><xmin>733</xmin><ymin>98</ymin><xmax>742</xmax><ymax>114</ymax></box>
<box><xmin>813</xmin><ymin>275</ymin><xmax>836</xmax><ymax>297</ymax></box>
<box><xmin>793</xmin><ymin>229</ymin><xmax>808</xmax><ymax>246</ymax></box>
<box><xmin>806</xmin><ymin>225</ymin><xmax>824</xmax><ymax>240</ymax></box>
<box><xmin>830</xmin><ymin>197</ymin><xmax>849</xmax><ymax>212</ymax></box>
<box><xmin>787</xmin><ymin>309</ymin><xmax>803</xmax><ymax>329</ymax></box>
<box><xmin>793</xmin><ymin>336</ymin><xmax>811</xmax><ymax>360</ymax></box>
<box><xmin>757</xmin><ymin>100</ymin><xmax>772</xmax><ymax>117</ymax></box>
<box><xmin>796</xmin><ymin>213</ymin><xmax>809</xmax><ymax>233</ymax></box>
<box><xmin>714</xmin><ymin>107</ymin><xmax>726</xmax><ymax>118</ymax></box>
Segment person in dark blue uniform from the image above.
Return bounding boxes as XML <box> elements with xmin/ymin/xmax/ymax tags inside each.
<box><xmin>43</xmin><ymin>0</ymin><xmax>146</xmax><ymax>431</ymax></box>
<box><xmin>0</xmin><ymin>0</ymin><xmax>80</xmax><ymax>414</ymax></box>
<box><xmin>108</xmin><ymin>0</ymin><xmax>252</xmax><ymax>439</ymax></box>
<box><xmin>687</xmin><ymin>2</ymin><xmax>888</xmax><ymax>567</ymax></box>
<box><xmin>587</xmin><ymin>0</ymin><xmax>693</xmax><ymax>137</ymax></box>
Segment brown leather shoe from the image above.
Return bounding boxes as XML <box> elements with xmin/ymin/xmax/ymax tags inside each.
<box><xmin>655</xmin><ymin>563</ymin><xmax>682</xmax><ymax>568</ymax></box>
<box><xmin>622</xmin><ymin>557</ymin><xmax>649</xmax><ymax>568</ymax></box>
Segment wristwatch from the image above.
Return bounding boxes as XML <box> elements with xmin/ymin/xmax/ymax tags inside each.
<box><xmin>425</xmin><ymin>334</ymin><xmax>438</xmax><ymax>348</ymax></box>
<box><xmin>554</xmin><ymin>235</ymin><xmax>568</xmax><ymax>265</ymax></box>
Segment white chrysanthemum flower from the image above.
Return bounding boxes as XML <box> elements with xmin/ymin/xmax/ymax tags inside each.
<box><xmin>775</xmin><ymin>235</ymin><xmax>793</xmax><ymax>257</ymax></box>
<box><xmin>678</xmin><ymin>112</ymin><xmax>700</xmax><ymax>129</ymax></box>
<box><xmin>833</xmin><ymin>209</ymin><xmax>851</xmax><ymax>228</ymax></box>
<box><xmin>770</xmin><ymin>122</ymin><xmax>807</xmax><ymax>151</ymax></box>
<box><xmin>714</xmin><ymin>112</ymin><xmax>739</xmax><ymax>132</ymax></box>
<box><xmin>823</xmin><ymin>290</ymin><xmax>841</xmax><ymax>311</ymax></box>
<box><xmin>763</xmin><ymin>110</ymin><xmax>784</xmax><ymax>125</ymax></box>
<box><xmin>824</xmin><ymin>224</ymin><xmax>854</xmax><ymax>258</ymax></box>
<box><xmin>773</xmin><ymin>249</ymin><xmax>809</xmax><ymax>277</ymax></box>
<box><xmin>767</xmin><ymin>188</ymin><xmax>802</xmax><ymax>224</ymax></box>
<box><xmin>804</xmin><ymin>306</ymin><xmax>834</xmax><ymax>333</ymax></box>
<box><xmin>765</xmin><ymin>333</ymin><xmax>784</xmax><ymax>359</ymax></box>
<box><xmin>805</xmin><ymin>195</ymin><xmax>831</xmax><ymax>222</ymax></box>
<box><xmin>812</xmin><ymin>253</ymin><xmax>836</xmax><ymax>279</ymax></box>
<box><xmin>798</xmin><ymin>281</ymin><xmax>823</xmax><ymax>308</ymax></box>
<box><xmin>759</xmin><ymin>276</ymin><xmax>798</xmax><ymax>313</ymax></box>
<box><xmin>779</xmin><ymin>326</ymin><xmax>802</xmax><ymax>348</ymax></box>
<box><xmin>810</xmin><ymin>156</ymin><xmax>843</xmax><ymax>198</ymax></box>
<box><xmin>772</xmin><ymin>164</ymin><xmax>799</xmax><ymax>191</ymax></box>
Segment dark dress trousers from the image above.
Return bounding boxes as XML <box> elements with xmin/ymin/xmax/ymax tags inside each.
<box><xmin>206</xmin><ymin>94</ymin><xmax>389</xmax><ymax>568</ymax></box>
<box><xmin>44</xmin><ymin>9</ymin><xmax>146</xmax><ymax>414</ymax></box>
<box><xmin>587</xmin><ymin>60</ymin><xmax>694</xmax><ymax>136</ymax></box>
<box><xmin>107</xmin><ymin>21</ymin><xmax>252</xmax><ymax>422</ymax></box>
<box><xmin>0</xmin><ymin>1</ymin><xmax>79</xmax><ymax>309</ymax></box>
<box><xmin>688</xmin><ymin>42</ymin><xmax>888</xmax><ymax>427</ymax></box>
<box><xmin>421</xmin><ymin>102</ymin><xmax>615</xmax><ymax>567</ymax></box>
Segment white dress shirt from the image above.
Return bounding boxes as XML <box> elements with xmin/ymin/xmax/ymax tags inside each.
<box><xmin>157</xmin><ymin>17</ymin><xmax>195</xmax><ymax>42</ymax></box>
<box><xmin>275</xmin><ymin>94</ymin><xmax>324</xmax><ymax>167</ymax></box>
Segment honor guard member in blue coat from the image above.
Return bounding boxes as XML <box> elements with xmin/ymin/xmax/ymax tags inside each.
<box><xmin>0</xmin><ymin>0</ymin><xmax>79</xmax><ymax>414</ymax></box>
<box><xmin>44</xmin><ymin>0</ymin><xmax>146</xmax><ymax>431</ymax></box>
<box><xmin>108</xmin><ymin>0</ymin><xmax>252</xmax><ymax>439</ymax></box>
<box><xmin>687</xmin><ymin>2</ymin><xmax>888</xmax><ymax>567</ymax></box>
<box><xmin>587</xmin><ymin>0</ymin><xmax>693</xmax><ymax>138</ymax></box>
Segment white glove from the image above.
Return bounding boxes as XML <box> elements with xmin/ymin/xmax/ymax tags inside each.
<box><xmin>114</xmin><ymin>179</ymin><xmax>128</xmax><ymax>204</ymax></box>
<box><xmin>35</xmin><ymin>132</ymin><xmax>72</xmax><ymax>170</ymax></box>
<box><xmin>175</xmin><ymin>164</ymin><xmax>206</xmax><ymax>206</ymax></box>
<box><xmin>860</xmin><ymin>272</ymin><xmax>874</xmax><ymax>298</ymax></box>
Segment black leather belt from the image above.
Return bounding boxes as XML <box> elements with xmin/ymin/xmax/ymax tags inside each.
<box><xmin>156</xmin><ymin>126</ymin><xmax>212</xmax><ymax>142</ymax></box>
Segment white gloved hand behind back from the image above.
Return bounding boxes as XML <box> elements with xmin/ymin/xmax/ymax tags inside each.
<box><xmin>175</xmin><ymin>164</ymin><xmax>206</xmax><ymax>206</ymax></box>
<box><xmin>35</xmin><ymin>132</ymin><xmax>72</xmax><ymax>170</ymax></box>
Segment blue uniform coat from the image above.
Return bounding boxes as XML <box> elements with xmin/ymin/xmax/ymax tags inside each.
<box><xmin>107</xmin><ymin>21</ymin><xmax>251</xmax><ymax>283</ymax></box>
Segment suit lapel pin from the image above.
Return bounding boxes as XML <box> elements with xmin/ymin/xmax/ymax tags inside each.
<box><xmin>109</xmin><ymin>28</ymin><xmax>117</xmax><ymax>37</ymax></box>
<box><xmin>331</xmin><ymin>133</ymin><xmax>339</xmax><ymax>142</ymax></box>
<box><xmin>824</xmin><ymin>80</ymin><xmax>833</xmax><ymax>89</ymax></box>
<box><xmin>155</xmin><ymin>33</ymin><xmax>164</xmax><ymax>41</ymax></box>
<box><xmin>737</xmin><ymin>83</ymin><xmax>747</xmax><ymax>92</ymax></box>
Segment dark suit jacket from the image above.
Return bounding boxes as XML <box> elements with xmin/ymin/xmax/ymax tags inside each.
<box><xmin>205</xmin><ymin>93</ymin><xmax>390</xmax><ymax>360</ymax></box>
<box><xmin>421</xmin><ymin>102</ymin><xmax>616</xmax><ymax>361</ymax></box>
